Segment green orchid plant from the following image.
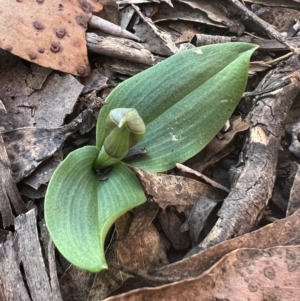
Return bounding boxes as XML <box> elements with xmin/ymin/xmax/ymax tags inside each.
<box><xmin>45</xmin><ymin>42</ymin><xmax>258</xmax><ymax>272</ymax></box>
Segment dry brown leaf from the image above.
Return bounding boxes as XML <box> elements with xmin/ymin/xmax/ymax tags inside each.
<box><xmin>59</xmin><ymin>265</ymin><xmax>95</xmax><ymax>301</ymax></box>
<box><xmin>158</xmin><ymin>209</ymin><xmax>190</xmax><ymax>250</ymax></box>
<box><xmin>188</xmin><ymin>116</ymin><xmax>249</xmax><ymax>172</ymax></box>
<box><xmin>115</xmin><ymin>202</ymin><xmax>167</xmax><ymax>272</ymax></box>
<box><xmin>132</xmin><ymin>4</ymin><xmax>178</xmax><ymax>56</ymax></box>
<box><xmin>153</xmin><ymin>2</ymin><xmax>221</xmax><ymax>27</ymax></box>
<box><xmin>180</xmin><ymin>0</ymin><xmax>242</xmax><ymax>29</ymax></box>
<box><xmin>175</xmin><ymin>26</ymin><xmax>199</xmax><ymax>44</ymax></box>
<box><xmin>131</xmin><ymin>167</ymin><xmax>226</xmax><ymax>212</ymax></box>
<box><xmin>104</xmin><ymin>246</ymin><xmax>300</xmax><ymax>301</ymax></box>
<box><xmin>116</xmin><ymin>223</ymin><xmax>168</xmax><ymax>271</ymax></box>
<box><xmin>153</xmin><ymin>208</ymin><xmax>300</xmax><ymax>280</ymax></box>
<box><xmin>88</xmin><ymin>203</ymin><xmax>166</xmax><ymax>300</ymax></box>
<box><xmin>0</xmin><ymin>0</ymin><xmax>102</xmax><ymax>76</ymax></box>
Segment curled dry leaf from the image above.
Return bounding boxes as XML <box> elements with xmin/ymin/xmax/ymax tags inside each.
<box><xmin>87</xmin><ymin>203</ymin><xmax>165</xmax><ymax>301</ymax></box>
<box><xmin>132</xmin><ymin>4</ymin><xmax>178</xmax><ymax>56</ymax></box>
<box><xmin>104</xmin><ymin>245</ymin><xmax>300</xmax><ymax>301</ymax></box>
<box><xmin>0</xmin><ymin>0</ymin><xmax>102</xmax><ymax>76</ymax></box>
<box><xmin>182</xmin><ymin>196</ymin><xmax>219</xmax><ymax>246</ymax></box>
<box><xmin>115</xmin><ymin>202</ymin><xmax>167</xmax><ymax>272</ymax></box>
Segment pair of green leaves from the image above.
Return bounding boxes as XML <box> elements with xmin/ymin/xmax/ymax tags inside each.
<box><xmin>45</xmin><ymin>43</ymin><xmax>258</xmax><ymax>272</ymax></box>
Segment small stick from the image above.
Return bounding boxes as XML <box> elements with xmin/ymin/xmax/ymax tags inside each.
<box><xmin>176</xmin><ymin>163</ymin><xmax>230</xmax><ymax>193</ymax></box>
<box><xmin>228</xmin><ymin>0</ymin><xmax>299</xmax><ymax>53</ymax></box>
<box><xmin>89</xmin><ymin>15</ymin><xmax>141</xmax><ymax>42</ymax></box>
<box><xmin>108</xmin><ymin>262</ymin><xmax>180</xmax><ymax>284</ymax></box>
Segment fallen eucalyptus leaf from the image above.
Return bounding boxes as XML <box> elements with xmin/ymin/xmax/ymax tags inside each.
<box><xmin>0</xmin><ymin>0</ymin><xmax>102</xmax><ymax>75</ymax></box>
<box><xmin>132</xmin><ymin>167</ymin><xmax>226</xmax><ymax>212</ymax></box>
<box><xmin>103</xmin><ymin>246</ymin><xmax>300</xmax><ymax>301</ymax></box>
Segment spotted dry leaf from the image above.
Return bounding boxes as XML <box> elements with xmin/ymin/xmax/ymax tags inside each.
<box><xmin>0</xmin><ymin>0</ymin><xmax>102</xmax><ymax>76</ymax></box>
<box><xmin>104</xmin><ymin>246</ymin><xmax>300</xmax><ymax>301</ymax></box>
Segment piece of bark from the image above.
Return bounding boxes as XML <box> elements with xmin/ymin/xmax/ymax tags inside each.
<box><xmin>182</xmin><ymin>197</ymin><xmax>218</xmax><ymax>246</ymax></box>
<box><xmin>0</xmin><ymin>210</ymin><xmax>62</xmax><ymax>301</ymax></box>
<box><xmin>0</xmin><ymin>135</ymin><xmax>26</xmax><ymax>227</ymax></box>
<box><xmin>81</xmin><ymin>68</ymin><xmax>109</xmax><ymax>94</ymax></box>
<box><xmin>3</xmin><ymin>108</ymin><xmax>94</xmax><ymax>182</ymax></box>
<box><xmin>193</xmin><ymin>33</ymin><xmax>300</xmax><ymax>52</ymax></box>
<box><xmin>110</xmin><ymin>59</ymin><xmax>149</xmax><ymax>75</ymax></box>
<box><xmin>250</xmin><ymin>5</ymin><xmax>300</xmax><ymax>33</ymax></box>
<box><xmin>26</xmin><ymin>64</ymin><xmax>52</xmax><ymax>90</ymax></box>
<box><xmin>288</xmin><ymin>120</ymin><xmax>300</xmax><ymax>157</ymax></box>
<box><xmin>0</xmin><ymin>50</ymin><xmax>34</xmax><ymax>130</ymax></box>
<box><xmin>287</xmin><ymin>163</ymin><xmax>300</xmax><ymax>216</ymax></box>
<box><xmin>132</xmin><ymin>4</ymin><xmax>178</xmax><ymax>56</ymax></box>
<box><xmin>23</xmin><ymin>158</ymin><xmax>60</xmax><ymax>190</ymax></box>
<box><xmin>243</xmin><ymin>0</ymin><xmax>300</xmax><ymax>10</ymax></box>
<box><xmin>0</xmin><ymin>51</ymin><xmax>82</xmax><ymax>130</ymax></box>
<box><xmin>29</xmin><ymin>73</ymin><xmax>84</xmax><ymax>128</ymax></box>
<box><xmin>86</xmin><ymin>32</ymin><xmax>157</xmax><ymax>65</ymax></box>
<box><xmin>187</xmin><ymin>55</ymin><xmax>300</xmax><ymax>257</ymax></box>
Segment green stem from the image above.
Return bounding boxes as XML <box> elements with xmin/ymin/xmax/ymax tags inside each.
<box><xmin>93</xmin><ymin>148</ymin><xmax>121</xmax><ymax>170</ymax></box>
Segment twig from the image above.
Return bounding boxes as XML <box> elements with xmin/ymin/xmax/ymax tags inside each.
<box><xmin>86</xmin><ymin>32</ymin><xmax>157</xmax><ymax>65</ymax></box>
<box><xmin>186</xmin><ymin>54</ymin><xmax>300</xmax><ymax>257</ymax></box>
<box><xmin>89</xmin><ymin>15</ymin><xmax>140</xmax><ymax>42</ymax></box>
<box><xmin>228</xmin><ymin>0</ymin><xmax>299</xmax><ymax>53</ymax></box>
<box><xmin>108</xmin><ymin>262</ymin><xmax>180</xmax><ymax>284</ymax></box>
<box><xmin>267</xmin><ymin>52</ymin><xmax>294</xmax><ymax>64</ymax></box>
<box><xmin>176</xmin><ymin>163</ymin><xmax>230</xmax><ymax>193</ymax></box>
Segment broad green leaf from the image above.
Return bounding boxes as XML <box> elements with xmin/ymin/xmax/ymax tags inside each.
<box><xmin>96</xmin><ymin>42</ymin><xmax>258</xmax><ymax>172</ymax></box>
<box><xmin>96</xmin><ymin>162</ymin><xmax>146</xmax><ymax>250</ymax></box>
<box><xmin>45</xmin><ymin>147</ymin><xmax>146</xmax><ymax>272</ymax></box>
<box><xmin>45</xmin><ymin>146</ymin><xmax>101</xmax><ymax>271</ymax></box>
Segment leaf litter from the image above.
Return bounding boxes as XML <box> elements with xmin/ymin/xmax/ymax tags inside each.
<box><xmin>2</xmin><ymin>0</ymin><xmax>300</xmax><ymax>300</ymax></box>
